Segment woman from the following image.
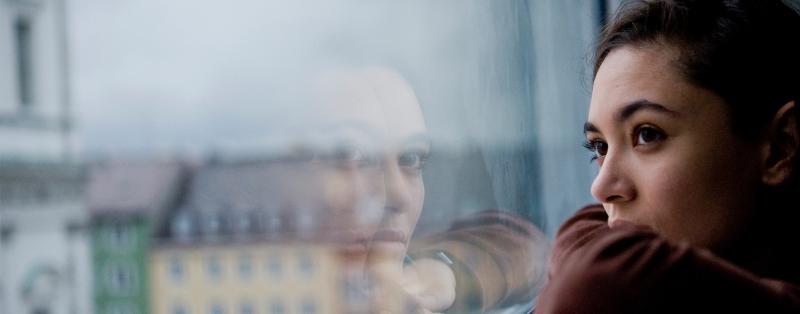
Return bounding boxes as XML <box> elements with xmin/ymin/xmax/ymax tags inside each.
<box><xmin>536</xmin><ymin>0</ymin><xmax>800</xmax><ymax>313</ymax></box>
<box><xmin>303</xmin><ymin>67</ymin><xmax>548</xmax><ymax>313</ymax></box>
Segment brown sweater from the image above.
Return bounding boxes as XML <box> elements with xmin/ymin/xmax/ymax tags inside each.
<box><xmin>535</xmin><ymin>205</ymin><xmax>800</xmax><ymax>314</ymax></box>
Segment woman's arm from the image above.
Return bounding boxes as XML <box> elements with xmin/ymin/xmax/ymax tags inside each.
<box><xmin>536</xmin><ymin>205</ymin><xmax>800</xmax><ymax>314</ymax></box>
<box><xmin>410</xmin><ymin>209</ymin><xmax>550</xmax><ymax>313</ymax></box>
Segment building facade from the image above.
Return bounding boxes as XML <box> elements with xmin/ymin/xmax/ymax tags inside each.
<box><xmin>0</xmin><ymin>0</ymin><xmax>90</xmax><ymax>314</ymax></box>
<box><xmin>87</xmin><ymin>161</ymin><xmax>186</xmax><ymax>314</ymax></box>
<box><xmin>150</xmin><ymin>243</ymin><xmax>342</xmax><ymax>314</ymax></box>
<box><xmin>150</xmin><ymin>160</ymin><xmax>406</xmax><ymax>314</ymax></box>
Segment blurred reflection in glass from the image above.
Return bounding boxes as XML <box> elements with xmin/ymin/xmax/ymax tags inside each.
<box><xmin>299</xmin><ymin>66</ymin><xmax>550</xmax><ymax>313</ymax></box>
<box><xmin>146</xmin><ymin>66</ymin><xmax>549</xmax><ymax>314</ymax></box>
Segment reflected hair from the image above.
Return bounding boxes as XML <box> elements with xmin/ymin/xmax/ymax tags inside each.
<box><xmin>594</xmin><ymin>0</ymin><xmax>800</xmax><ymax>184</ymax></box>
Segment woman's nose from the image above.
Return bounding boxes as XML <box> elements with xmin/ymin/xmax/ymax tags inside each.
<box><xmin>382</xmin><ymin>160</ymin><xmax>410</xmax><ymax>213</ymax></box>
<box><xmin>590</xmin><ymin>154</ymin><xmax>636</xmax><ymax>204</ymax></box>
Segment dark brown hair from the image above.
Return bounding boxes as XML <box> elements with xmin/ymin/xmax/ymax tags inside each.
<box><xmin>595</xmin><ymin>0</ymin><xmax>800</xmax><ymax>184</ymax></box>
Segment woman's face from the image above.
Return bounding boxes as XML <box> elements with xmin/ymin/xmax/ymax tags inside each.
<box><xmin>309</xmin><ymin>67</ymin><xmax>428</xmax><ymax>264</ymax></box>
<box><xmin>586</xmin><ymin>45</ymin><xmax>764</xmax><ymax>251</ymax></box>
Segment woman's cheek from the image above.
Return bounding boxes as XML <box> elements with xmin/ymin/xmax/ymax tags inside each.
<box><xmin>635</xmin><ymin>154</ymin><xmax>701</xmax><ymax>240</ymax></box>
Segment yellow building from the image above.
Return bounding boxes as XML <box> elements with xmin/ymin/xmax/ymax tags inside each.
<box><xmin>145</xmin><ymin>160</ymin><xmax>380</xmax><ymax>314</ymax></box>
<box><xmin>150</xmin><ymin>242</ymin><xmax>343</xmax><ymax>314</ymax></box>
<box><xmin>148</xmin><ymin>160</ymin><xmax>409</xmax><ymax>314</ymax></box>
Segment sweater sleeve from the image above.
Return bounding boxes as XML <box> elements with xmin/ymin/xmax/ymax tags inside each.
<box><xmin>410</xmin><ymin>209</ymin><xmax>550</xmax><ymax>313</ymax></box>
<box><xmin>535</xmin><ymin>205</ymin><xmax>800</xmax><ymax>314</ymax></box>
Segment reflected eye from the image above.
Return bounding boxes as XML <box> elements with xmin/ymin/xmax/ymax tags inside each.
<box><xmin>331</xmin><ymin>146</ymin><xmax>376</xmax><ymax>168</ymax></box>
<box><xmin>583</xmin><ymin>139</ymin><xmax>608</xmax><ymax>163</ymax></box>
<box><xmin>634</xmin><ymin>126</ymin><xmax>666</xmax><ymax>146</ymax></box>
<box><xmin>398</xmin><ymin>151</ymin><xmax>427</xmax><ymax>170</ymax></box>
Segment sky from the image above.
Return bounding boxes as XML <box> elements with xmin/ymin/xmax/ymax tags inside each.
<box><xmin>68</xmin><ymin>0</ymin><xmax>468</xmax><ymax>159</ymax></box>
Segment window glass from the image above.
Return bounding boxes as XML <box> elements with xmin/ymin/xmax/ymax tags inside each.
<box><xmin>266</xmin><ymin>253</ymin><xmax>282</xmax><ymax>280</ymax></box>
<box><xmin>169</xmin><ymin>255</ymin><xmax>185</xmax><ymax>283</ymax></box>
<box><xmin>3</xmin><ymin>1</ymin><xmax>605</xmax><ymax>314</ymax></box>
<box><xmin>238</xmin><ymin>253</ymin><xmax>252</xmax><ymax>280</ymax></box>
<box><xmin>206</xmin><ymin>254</ymin><xmax>223</xmax><ymax>282</ymax></box>
<box><xmin>13</xmin><ymin>16</ymin><xmax>32</xmax><ymax>107</ymax></box>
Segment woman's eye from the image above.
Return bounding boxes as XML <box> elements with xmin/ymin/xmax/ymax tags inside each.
<box><xmin>583</xmin><ymin>140</ymin><xmax>608</xmax><ymax>162</ymax></box>
<box><xmin>332</xmin><ymin>146</ymin><xmax>376</xmax><ymax>168</ymax></box>
<box><xmin>398</xmin><ymin>152</ymin><xmax>427</xmax><ymax>169</ymax></box>
<box><xmin>634</xmin><ymin>126</ymin><xmax>666</xmax><ymax>146</ymax></box>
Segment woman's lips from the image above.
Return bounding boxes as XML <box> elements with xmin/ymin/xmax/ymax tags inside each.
<box><xmin>371</xmin><ymin>229</ymin><xmax>407</xmax><ymax>243</ymax></box>
<box><xmin>330</xmin><ymin>231</ymin><xmax>369</xmax><ymax>253</ymax></box>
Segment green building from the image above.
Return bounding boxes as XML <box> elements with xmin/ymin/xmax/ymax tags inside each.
<box><xmin>87</xmin><ymin>161</ymin><xmax>185</xmax><ymax>314</ymax></box>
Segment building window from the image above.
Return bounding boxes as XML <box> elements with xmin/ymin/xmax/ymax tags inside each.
<box><xmin>107</xmin><ymin>304</ymin><xmax>137</xmax><ymax>314</ymax></box>
<box><xmin>203</xmin><ymin>213</ymin><xmax>221</xmax><ymax>240</ymax></box>
<box><xmin>239</xmin><ymin>302</ymin><xmax>254</xmax><ymax>314</ymax></box>
<box><xmin>13</xmin><ymin>16</ymin><xmax>33</xmax><ymax>108</ymax></box>
<box><xmin>300</xmin><ymin>299</ymin><xmax>316</xmax><ymax>314</ymax></box>
<box><xmin>171</xmin><ymin>304</ymin><xmax>188</xmax><ymax>314</ymax></box>
<box><xmin>269</xmin><ymin>300</ymin><xmax>284</xmax><ymax>314</ymax></box>
<box><xmin>266</xmin><ymin>253</ymin><xmax>282</xmax><ymax>280</ymax></box>
<box><xmin>173</xmin><ymin>212</ymin><xmax>193</xmax><ymax>242</ymax></box>
<box><xmin>238</xmin><ymin>253</ymin><xmax>252</xmax><ymax>280</ymax></box>
<box><xmin>266</xmin><ymin>213</ymin><xmax>281</xmax><ymax>234</ymax></box>
<box><xmin>206</xmin><ymin>254</ymin><xmax>222</xmax><ymax>282</ymax></box>
<box><xmin>209</xmin><ymin>303</ymin><xmax>225</xmax><ymax>314</ymax></box>
<box><xmin>236</xmin><ymin>212</ymin><xmax>251</xmax><ymax>234</ymax></box>
<box><xmin>107</xmin><ymin>222</ymin><xmax>134</xmax><ymax>250</ymax></box>
<box><xmin>169</xmin><ymin>255</ymin><xmax>185</xmax><ymax>283</ymax></box>
<box><xmin>343</xmin><ymin>271</ymin><xmax>370</xmax><ymax>304</ymax></box>
<box><xmin>296</xmin><ymin>209</ymin><xmax>314</xmax><ymax>236</ymax></box>
<box><xmin>106</xmin><ymin>263</ymin><xmax>137</xmax><ymax>294</ymax></box>
<box><xmin>297</xmin><ymin>251</ymin><xmax>313</xmax><ymax>277</ymax></box>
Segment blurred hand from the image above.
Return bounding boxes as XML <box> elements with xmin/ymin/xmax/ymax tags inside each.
<box><xmin>402</xmin><ymin>258</ymin><xmax>456</xmax><ymax>311</ymax></box>
<box><xmin>369</xmin><ymin>257</ymin><xmax>456</xmax><ymax>313</ymax></box>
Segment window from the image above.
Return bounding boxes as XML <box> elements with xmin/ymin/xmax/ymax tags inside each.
<box><xmin>236</xmin><ymin>212</ymin><xmax>251</xmax><ymax>234</ymax></box>
<box><xmin>343</xmin><ymin>271</ymin><xmax>369</xmax><ymax>304</ymax></box>
<box><xmin>297</xmin><ymin>251</ymin><xmax>313</xmax><ymax>277</ymax></box>
<box><xmin>296</xmin><ymin>208</ymin><xmax>314</xmax><ymax>236</ymax></box>
<box><xmin>238</xmin><ymin>253</ymin><xmax>252</xmax><ymax>280</ymax></box>
<box><xmin>300</xmin><ymin>299</ymin><xmax>316</xmax><ymax>314</ymax></box>
<box><xmin>206</xmin><ymin>254</ymin><xmax>222</xmax><ymax>282</ymax></box>
<box><xmin>69</xmin><ymin>2</ymin><xmax>606</xmax><ymax>314</ymax></box>
<box><xmin>266</xmin><ymin>254</ymin><xmax>282</xmax><ymax>280</ymax></box>
<box><xmin>169</xmin><ymin>255</ymin><xmax>185</xmax><ymax>283</ymax></box>
<box><xmin>13</xmin><ymin>16</ymin><xmax>33</xmax><ymax>108</ymax></box>
<box><xmin>203</xmin><ymin>212</ymin><xmax>221</xmax><ymax>239</ymax></box>
<box><xmin>107</xmin><ymin>222</ymin><xmax>134</xmax><ymax>250</ymax></box>
<box><xmin>210</xmin><ymin>303</ymin><xmax>225</xmax><ymax>314</ymax></box>
<box><xmin>239</xmin><ymin>302</ymin><xmax>254</xmax><ymax>314</ymax></box>
<box><xmin>107</xmin><ymin>304</ymin><xmax>137</xmax><ymax>314</ymax></box>
<box><xmin>173</xmin><ymin>212</ymin><xmax>193</xmax><ymax>242</ymax></box>
<box><xmin>269</xmin><ymin>300</ymin><xmax>284</xmax><ymax>314</ymax></box>
<box><xmin>171</xmin><ymin>304</ymin><xmax>188</xmax><ymax>314</ymax></box>
<box><xmin>106</xmin><ymin>263</ymin><xmax>137</xmax><ymax>294</ymax></box>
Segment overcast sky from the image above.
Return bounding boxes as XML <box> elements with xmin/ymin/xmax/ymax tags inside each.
<box><xmin>69</xmin><ymin>0</ymin><xmax>435</xmax><ymax>159</ymax></box>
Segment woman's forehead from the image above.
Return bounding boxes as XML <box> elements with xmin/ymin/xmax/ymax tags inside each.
<box><xmin>309</xmin><ymin>67</ymin><xmax>428</xmax><ymax>143</ymax></box>
<box><xmin>588</xmin><ymin>47</ymin><xmax>703</xmax><ymax>126</ymax></box>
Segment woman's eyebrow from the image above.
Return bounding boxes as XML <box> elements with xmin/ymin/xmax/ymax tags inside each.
<box><xmin>617</xmin><ymin>99</ymin><xmax>680</xmax><ymax>122</ymax></box>
<box><xmin>583</xmin><ymin>122</ymin><xmax>599</xmax><ymax>135</ymax></box>
<box><xmin>584</xmin><ymin>100</ymin><xmax>679</xmax><ymax>136</ymax></box>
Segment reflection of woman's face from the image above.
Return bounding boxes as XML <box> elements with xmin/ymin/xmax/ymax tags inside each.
<box><xmin>311</xmin><ymin>68</ymin><xmax>428</xmax><ymax>262</ymax></box>
<box><xmin>586</xmin><ymin>45</ymin><xmax>763</xmax><ymax>252</ymax></box>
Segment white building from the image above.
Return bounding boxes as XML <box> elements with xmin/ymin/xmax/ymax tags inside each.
<box><xmin>0</xmin><ymin>0</ymin><xmax>90</xmax><ymax>314</ymax></box>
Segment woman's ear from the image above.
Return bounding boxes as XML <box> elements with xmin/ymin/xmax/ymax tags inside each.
<box><xmin>761</xmin><ymin>100</ymin><xmax>798</xmax><ymax>186</ymax></box>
